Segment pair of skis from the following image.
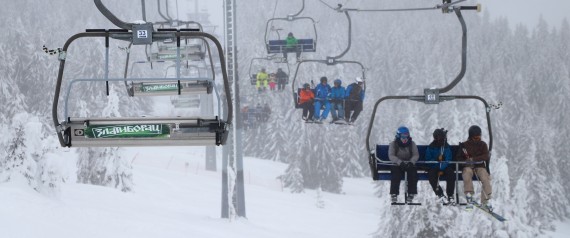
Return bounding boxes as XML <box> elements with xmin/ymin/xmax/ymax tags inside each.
<box><xmin>466</xmin><ymin>201</ymin><xmax>507</xmax><ymax>222</ymax></box>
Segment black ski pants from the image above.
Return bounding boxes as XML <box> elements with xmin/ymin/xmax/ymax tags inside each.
<box><xmin>427</xmin><ymin>167</ymin><xmax>456</xmax><ymax>197</ymax></box>
<box><xmin>345</xmin><ymin>100</ymin><xmax>363</xmax><ymax>122</ymax></box>
<box><xmin>300</xmin><ymin>101</ymin><xmax>314</xmax><ymax>120</ymax></box>
<box><xmin>390</xmin><ymin>165</ymin><xmax>418</xmax><ymax>195</ymax></box>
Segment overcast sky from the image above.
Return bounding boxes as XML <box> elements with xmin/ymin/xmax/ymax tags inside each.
<box><xmin>477</xmin><ymin>0</ymin><xmax>569</xmax><ymax>28</ymax></box>
<box><xmin>179</xmin><ymin>0</ymin><xmax>569</xmax><ymax>34</ymax></box>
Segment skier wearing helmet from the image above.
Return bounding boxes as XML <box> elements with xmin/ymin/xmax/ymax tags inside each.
<box><xmin>425</xmin><ymin>128</ymin><xmax>456</xmax><ymax>205</ymax></box>
<box><xmin>298</xmin><ymin>83</ymin><xmax>315</xmax><ymax>122</ymax></box>
<box><xmin>456</xmin><ymin>125</ymin><xmax>492</xmax><ymax>211</ymax></box>
<box><xmin>388</xmin><ymin>126</ymin><xmax>419</xmax><ymax>204</ymax></box>
<box><xmin>312</xmin><ymin>76</ymin><xmax>332</xmax><ymax>123</ymax></box>
<box><xmin>330</xmin><ymin>79</ymin><xmax>346</xmax><ymax>123</ymax></box>
<box><xmin>344</xmin><ymin>77</ymin><xmax>365</xmax><ymax>124</ymax></box>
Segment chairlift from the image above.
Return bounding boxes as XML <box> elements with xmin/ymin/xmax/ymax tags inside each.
<box><xmin>364</xmin><ymin>5</ymin><xmax>489</xmax><ymax>204</ymax></box>
<box><xmin>52</xmin><ymin>1</ymin><xmax>232</xmax><ymax>147</ymax></box>
<box><xmin>264</xmin><ymin>0</ymin><xmax>318</xmax><ymax>54</ymax></box>
<box><xmin>165</xmin><ymin>64</ymin><xmax>209</xmax><ymax>109</ymax></box>
<box><xmin>291</xmin><ymin>58</ymin><xmax>366</xmax><ymax>109</ymax></box>
<box><xmin>248</xmin><ymin>55</ymin><xmax>290</xmax><ymax>86</ymax></box>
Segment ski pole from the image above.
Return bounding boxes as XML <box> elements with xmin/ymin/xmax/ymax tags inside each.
<box><xmin>473</xmin><ymin>164</ymin><xmax>491</xmax><ymax>209</ymax></box>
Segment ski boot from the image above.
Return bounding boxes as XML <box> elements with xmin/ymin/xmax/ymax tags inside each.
<box><xmin>446</xmin><ymin>196</ymin><xmax>456</xmax><ymax>206</ymax></box>
<box><xmin>436</xmin><ymin>194</ymin><xmax>446</xmax><ymax>204</ymax></box>
<box><xmin>465</xmin><ymin>193</ymin><xmax>474</xmax><ymax>210</ymax></box>
<box><xmin>406</xmin><ymin>194</ymin><xmax>415</xmax><ymax>203</ymax></box>
<box><xmin>390</xmin><ymin>194</ymin><xmax>398</xmax><ymax>204</ymax></box>
<box><xmin>482</xmin><ymin>201</ymin><xmax>493</xmax><ymax>212</ymax></box>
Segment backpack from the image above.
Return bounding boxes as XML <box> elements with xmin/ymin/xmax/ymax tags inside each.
<box><xmin>348</xmin><ymin>83</ymin><xmax>362</xmax><ymax>101</ymax></box>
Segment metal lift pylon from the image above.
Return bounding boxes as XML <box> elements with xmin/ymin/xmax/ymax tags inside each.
<box><xmin>221</xmin><ymin>0</ymin><xmax>246</xmax><ymax>219</ymax></box>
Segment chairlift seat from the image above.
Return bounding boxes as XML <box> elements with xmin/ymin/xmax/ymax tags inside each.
<box><xmin>267</xmin><ymin>39</ymin><xmax>316</xmax><ymax>53</ymax></box>
<box><xmin>63</xmin><ymin>117</ymin><xmax>227</xmax><ymax>147</ymax></box>
<box><xmin>373</xmin><ymin>145</ymin><xmax>479</xmax><ymax>181</ymax></box>
<box><xmin>171</xmin><ymin>95</ymin><xmax>201</xmax><ymax>108</ymax></box>
<box><xmin>131</xmin><ymin>80</ymin><xmax>212</xmax><ymax>96</ymax></box>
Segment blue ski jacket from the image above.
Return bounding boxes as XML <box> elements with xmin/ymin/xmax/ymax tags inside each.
<box><xmin>314</xmin><ymin>83</ymin><xmax>332</xmax><ymax>100</ymax></box>
<box><xmin>345</xmin><ymin>83</ymin><xmax>365</xmax><ymax>101</ymax></box>
<box><xmin>424</xmin><ymin>142</ymin><xmax>452</xmax><ymax>170</ymax></box>
<box><xmin>330</xmin><ymin>86</ymin><xmax>346</xmax><ymax>101</ymax></box>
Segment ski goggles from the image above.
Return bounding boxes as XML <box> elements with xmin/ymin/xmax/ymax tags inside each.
<box><xmin>399</xmin><ymin>133</ymin><xmax>410</xmax><ymax>140</ymax></box>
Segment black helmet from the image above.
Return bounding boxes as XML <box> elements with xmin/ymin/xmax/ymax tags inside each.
<box><xmin>468</xmin><ymin>125</ymin><xmax>482</xmax><ymax>138</ymax></box>
<box><xmin>303</xmin><ymin>83</ymin><xmax>310</xmax><ymax>88</ymax></box>
<box><xmin>320</xmin><ymin>76</ymin><xmax>328</xmax><ymax>82</ymax></box>
<box><xmin>433</xmin><ymin>128</ymin><xmax>447</xmax><ymax>139</ymax></box>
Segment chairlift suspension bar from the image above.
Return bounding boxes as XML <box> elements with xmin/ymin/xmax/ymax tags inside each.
<box><xmin>141</xmin><ymin>0</ymin><xmax>147</xmax><ymax>22</ymax></box>
<box><xmin>329</xmin><ymin>11</ymin><xmax>352</xmax><ymax>60</ymax></box>
<box><xmin>290</xmin><ymin>0</ymin><xmax>305</xmax><ymax>18</ymax></box>
<box><xmin>123</xmin><ymin>42</ymin><xmax>133</xmax><ymax>96</ymax></box>
<box><xmin>157</xmin><ymin>0</ymin><xmax>172</xmax><ymax>22</ymax></box>
<box><xmin>165</xmin><ymin>0</ymin><xmax>173</xmax><ymax>22</ymax></box>
<box><xmin>437</xmin><ymin>8</ymin><xmax>467</xmax><ymax>94</ymax></box>
<box><xmin>94</xmin><ymin>0</ymin><xmax>133</xmax><ymax>30</ymax></box>
<box><xmin>176</xmin><ymin>31</ymin><xmax>181</xmax><ymax>95</ymax></box>
<box><xmin>105</xmin><ymin>31</ymin><xmax>110</xmax><ymax>96</ymax></box>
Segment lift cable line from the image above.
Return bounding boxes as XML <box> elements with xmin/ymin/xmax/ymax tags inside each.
<box><xmin>332</xmin><ymin>0</ymin><xmax>478</xmax><ymax>13</ymax></box>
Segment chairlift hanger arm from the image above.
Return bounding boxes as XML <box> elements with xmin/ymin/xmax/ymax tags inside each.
<box><xmin>94</xmin><ymin>0</ymin><xmax>133</xmax><ymax>30</ymax></box>
<box><xmin>290</xmin><ymin>0</ymin><xmax>305</xmax><ymax>18</ymax></box>
<box><xmin>329</xmin><ymin>10</ymin><xmax>352</xmax><ymax>60</ymax></box>
<box><xmin>437</xmin><ymin>8</ymin><xmax>467</xmax><ymax>94</ymax></box>
<box><xmin>157</xmin><ymin>0</ymin><xmax>172</xmax><ymax>22</ymax></box>
<box><xmin>365</xmin><ymin>94</ymin><xmax>493</xmax><ymax>156</ymax></box>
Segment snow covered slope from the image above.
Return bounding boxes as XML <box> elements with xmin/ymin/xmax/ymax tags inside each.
<box><xmin>0</xmin><ymin>147</ymin><xmax>380</xmax><ymax>238</ymax></box>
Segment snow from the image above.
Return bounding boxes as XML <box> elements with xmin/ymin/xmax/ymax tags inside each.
<box><xmin>0</xmin><ymin>147</ymin><xmax>380</xmax><ymax>238</ymax></box>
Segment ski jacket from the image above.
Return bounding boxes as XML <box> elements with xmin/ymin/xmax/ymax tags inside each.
<box><xmin>285</xmin><ymin>36</ymin><xmax>298</xmax><ymax>48</ymax></box>
<box><xmin>456</xmin><ymin>140</ymin><xmax>489</xmax><ymax>169</ymax></box>
<box><xmin>256</xmin><ymin>72</ymin><xmax>268</xmax><ymax>82</ymax></box>
<box><xmin>425</xmin><ymin>142</ymin><xmax>452</xmax><ymax>170</ymax></box>
<box><xmin>388</xmin><ymin>140</ymin><xmax>419</xmax><ymax>165</ymax></box>
<box><xmin>298</xmin><ymin>89</ymin><xmax>314</xmax><ymax>104</ymax></box>
<box><xmin>330</xmin><ymin>86</ymin><xmax>346</xmax><ymax>102</ymax></box>
<box><xmin>313</xmin><ymin>83</ymin><xmax>331</xmax><ymax>101</ymax></box>
<box><xmin>276</xmin><ymin>70</ymin><xmax>288</xmax><ymax>83</ymax></box>
<box><xmin>345</xmin><ymin>83</ymin><xmax>365</xmax><ymax>101</ymax></box>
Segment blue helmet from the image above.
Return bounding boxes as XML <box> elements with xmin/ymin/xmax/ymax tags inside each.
<box><xmin>395</xmin><ymin>126</ymin><xmax>410</xmax><ymax>139</ymax></box>
<box><xmin>334</xmin><ymin>79</ymin><xmax>342</xmax><ymax>85</ymax></box>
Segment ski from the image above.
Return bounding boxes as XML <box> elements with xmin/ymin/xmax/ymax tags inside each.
<box><xmin>471</xmin><ymin>201</ymin><xmax>507</xmax><ymax>222</ymax></box>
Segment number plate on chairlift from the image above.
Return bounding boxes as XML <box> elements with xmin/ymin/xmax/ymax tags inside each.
<box><xmin>84</xmin><ymin>124</ymin><xmax>171</xmax><ymax>138</ymax></box>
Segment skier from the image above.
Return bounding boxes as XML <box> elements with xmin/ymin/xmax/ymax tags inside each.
<box><xmin>255</xmin><ymin>103</ymin><xmax>263</xmax><ymax>121</ymax></box>
<box><xmin>256</xmin><ymin>68</ymin><xmax>268</xmax><ymax>92</ymax></box>
<box><xmin>312</xmin><ymin>76</ymin><xmax>332</xmax><ymax>123</ymax></box>
<box><xmin>344</xmin><ymin>77</ymin><xmax>365</xmax><ymax>124</ymax></box>
<box><xmin>276</xmin><ymin>68</ymin><xmax>288</xmax><ymax>91</ymax></box>
<box><xmin>283</xmin><ymin>32</ymin><xmax>301</xmax><ymax>62</ymax></box>
<box><xmin>329</xmin><ymin>79</ymin><xmax>346</xmax><ymax>123</ymax></box>
<box><xmin>389</xmin><ymin>126</ymin><xmax>419</xmax><ymax>203</ymax></box>
<box><xmin>298</xmin><ymin>83</ymin><xmax>315</xmax><ymax>122</ymax></box>
<box><xmin>268</xmin><ymin>73</ymin><xmax>277</xmax><ymax>91</ymax></box>
<box><xmin>262</xmin><ymin>103</ymin><xmax>271</xmax><ymax>122</ymax></box>
<box><xmin>456</xmin><ymin>125</ymin><xmax>492</xmax><ymax>210</ymax></box>
<box><xmin>425</xmin><ymin>128</ymin><xmax>456</xmax><ymax>205</ymax></box>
